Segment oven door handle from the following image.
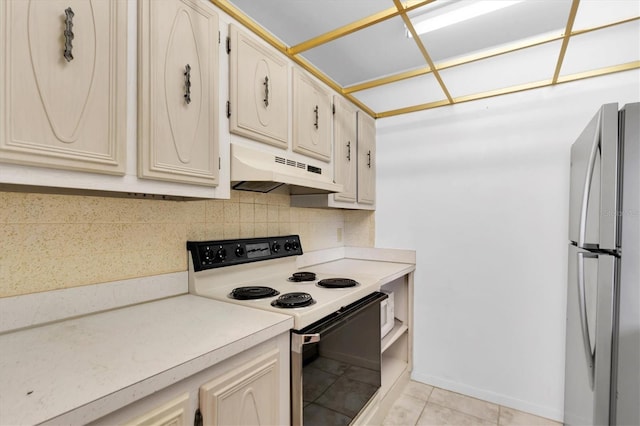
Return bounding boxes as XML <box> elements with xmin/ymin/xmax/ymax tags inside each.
<box><xmin>292</xmin><ymin>333</ymin><xmax>320</xmax><ymax>353</ymax></box>
<box><xmin>302</xmin><ymin>333</ymin><xmax>320</xmax><ymax>344</ymax></box>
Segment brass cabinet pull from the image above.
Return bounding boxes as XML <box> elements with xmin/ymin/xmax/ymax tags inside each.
<box><xmin>313</xmin><ymin>105</ymin><xmax>319</xmax><ymax>129</ymax></box>
<box><xmin>367</xmin><ymin>150</ymin><xmax>371</xmax><ymax>168</ymax></box>
<box><xmin>184</xmin><ymin>64</ymin><xmax>191</xmax><ymax>104</ymax></box>
<box><xmin>263</xmin><ymin>76</ymin><xmax>269</xmax><ymax>107</ymax></box>
<box><xmin>63</xmin><ymin>7</ymin><xmax>75</xmax><ymax>62</ymax></box>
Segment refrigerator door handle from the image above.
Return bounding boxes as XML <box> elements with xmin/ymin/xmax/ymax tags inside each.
<box><xmin>579</xmin><ymin>113</ymin><xmax>601</xmax><ymax>248</ymax></box>
<box><xmin>577</xmin><ymin>251</ymin><xmax>596</xmax><ymax>390</ymax></box>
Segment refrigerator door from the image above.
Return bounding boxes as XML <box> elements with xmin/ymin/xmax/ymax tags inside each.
<box><xmin>615</xmin><ymin>102</ymin><xmax>640</xmax><ymax>426</ymax></box>
<box><xmin>565</xmin><ymin>244</ymin><xmax>617</xmax><ymax>425</ymax></box>
<box><xmin>568</xmin><ymin>103</ymin><xmax>620</xmax><ymax>250</ymax></box>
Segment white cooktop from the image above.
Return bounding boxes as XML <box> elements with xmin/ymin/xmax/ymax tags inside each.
<box><xmin>188</xmin><ymin>254</ymin><xmax>414</xmax><ymax>329</ymax></box>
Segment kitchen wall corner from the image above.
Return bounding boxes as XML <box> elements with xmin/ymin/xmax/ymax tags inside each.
<box><xmin>0</xmin><ymin>190</ymin><xmax>375</xmax><ymax>298</ymax></box>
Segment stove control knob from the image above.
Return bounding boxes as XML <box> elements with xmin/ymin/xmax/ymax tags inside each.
<box><xmin>203</xmin><ymin>247</ymin><xmax>215</xmax><ymax>263</ymax></box>
<box><xmin>284</xmin><ymin>241</ymin><xmax>292</xmax><ymax>251</ymax></box>
<box><xmin>271</xmin><ymin>242</ymin><xmax>281</xmax><ymax>253</ymax></box>
<box><xmin>235</xmin><ymin>246</ymin><xmax>245</xmax><ymax>257</ymax></box>
<box><xmin>215</xmin><ymin>247</ymin><xmax>227</xmax><ymax>261</ymax></box>
<box><xmin>291</xmin><ymin>241</ymin><xmax>300</xmax><ymax>251</ymax></box>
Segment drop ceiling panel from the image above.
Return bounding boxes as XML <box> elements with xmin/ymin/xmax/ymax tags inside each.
<box><xmin>413</xmin><ymin>0</ymin><xmax>571</xmax><ymax>63</ymax></box>
<box><xmin>351</xmin><ymin>73</ymin><xmax>445</xmax><ymax>112</ymax></box>
<box><xmin>573</xmin><ymin>0</ymin><xmax>640</xmax><ymax>31</ymax></box>
<box><xmin>561</xmin><ymin>20</ymin><xmax>640</xmax><ymax>76</ymax></box>
<box><xmin>439</xmin><ymin>40</ymin><xmax>563</xmax><ymax>98</ymax></box>
<box><xmin>227</xmin><ymin>0</ymin><xmax>392</xmax><ymax>46</ymax></box>
<box><xmin>301</xmin><ymin>16</ymin><xmax>426</xmax><ymax>87</ymax></box>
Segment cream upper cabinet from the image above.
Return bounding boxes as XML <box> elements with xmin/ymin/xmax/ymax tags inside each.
<box><xmin>292</xmin><ymin>68</ymin><xmax>331</xmax><ymax>162</ymax></box>
<box><xmin>333</xmin><ymin>96</ymin><xmax>357</xmax><ymax>203</ymax></box>
<box><xmin>199</xmin><ymin>349</ymin><xmax>280</xmax><ymax>426</ymax></box>
<box><xmin>138</xmin><ymin>0</ymin><xmax>219</xmax><ymax>186</ymax></box>
<box><xmin>0</xmin><ymin>0</ymin><xmax>127</xmax><ymax>175</ymax></box>
<box><xmin>357</xmin><ymin>112</ymin><xmax>376</xmax><ymax>205</ymax></box>
<box><xmin>228</xmin><ymin>25</ymin><xmax>288</xmax><ymax>149</ymax></box>
<box><xmin>290</xmin><ymin>107</ymin><xmax>376</xmax><ymax>210</ymax></box>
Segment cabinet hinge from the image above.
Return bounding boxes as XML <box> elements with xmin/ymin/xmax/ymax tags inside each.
<box><xmin>226</xmin><ymin>101</ymin><xmax>231</xmax><ymax>118</ymax></box>
<box><xmin>218</xmin><ymin>31</ymin><xmax>221</xmax><ymax>44</ymax></box>
<box><xmin>332</xmin><ymin>103</ymin><xmax>336</xmax><ymax>115</ymax></box>
<box><xmin>226</xmin><ymin>36</ymin><xmax>231</xmax><ymax>54</ymax></box>
<box><xmin>194</xmin><ymin>408</ymin><xmax>203</xmax><ymax>426</ymax></box>
<box><xmin>219</xmin><ymin>157</ymin><xmax>221</xmax><ymax>170</ymax></box>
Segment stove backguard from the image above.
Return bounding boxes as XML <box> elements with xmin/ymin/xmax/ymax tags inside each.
<box><xmin>187</xmin><ymin>235</ymin><xmax>302</xmax><ymax>271</ymax></box>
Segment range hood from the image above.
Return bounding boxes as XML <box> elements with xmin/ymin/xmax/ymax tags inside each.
<box><xmin>231</xmin><ymin>143</ymin><xmax>343</xmax><ymax>194</ymax></box>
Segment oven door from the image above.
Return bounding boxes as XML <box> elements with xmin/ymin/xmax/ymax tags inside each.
<box><xmin>291</xmin><ymin>291</ymin><xmax>387</xmax><ymax>426</ymax></box>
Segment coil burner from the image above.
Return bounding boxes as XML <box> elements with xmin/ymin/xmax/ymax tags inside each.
<box><xmin>288</xmin><ymin>272</ymin><xmax>317</xmax><ymax>282</ymax></box>
<box><xmin>229</xmin><ymin>286</ymin><xmax>280</xmax><ymax>300</ymax></box>
<box><xmin>271</xmin><ymin>292</ymin><xmax>315</xmax><ymax>308</ymax></box>
<box><xmin>317</xmin><ymin>278</ymin><xmax>359</xmax><ymax>289</ymax></box>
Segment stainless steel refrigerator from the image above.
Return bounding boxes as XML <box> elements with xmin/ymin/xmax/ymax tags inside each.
<box><xmin>565</xmin><ymin>102</ymin><xmax>639</xmax><ymax>425</ymax></box>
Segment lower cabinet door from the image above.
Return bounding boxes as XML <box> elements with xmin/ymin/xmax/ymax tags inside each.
<box><xmin>199</xmin><ymin>349</ymin><xmax>280</xmax><ymax>426</ymax></box>
<box><xmin>123</xmin><ymin>393</ymin><xmax>191</xmax><ymax>426</ymax></box>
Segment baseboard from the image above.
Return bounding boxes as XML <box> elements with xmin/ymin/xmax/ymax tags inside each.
<box><xmin>411</xmin><ymin>371</ymin><xmax>563</xmax><ymax>422</ymax></box>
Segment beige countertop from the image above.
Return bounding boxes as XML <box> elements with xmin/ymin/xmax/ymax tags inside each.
<box><xmin>0</xmin><ymin>294</ymin><xmax>292</xmax><ymax>425</ymax></box>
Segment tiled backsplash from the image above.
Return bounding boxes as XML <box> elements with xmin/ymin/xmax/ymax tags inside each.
<box><xmin>0</xmin><ymin>190</ymin><xmax>374</xmax><ymax>298</ymax></box>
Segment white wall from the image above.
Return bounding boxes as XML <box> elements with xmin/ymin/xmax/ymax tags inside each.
<box><xmin>375</xmin><ymin>70</ymin><xmax>640</xmax><ymax>421</ymax></box>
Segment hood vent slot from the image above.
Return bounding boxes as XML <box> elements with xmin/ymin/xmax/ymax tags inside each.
<box><xmin>274</xmin><ymin>155</ymin><xmax>317</xmax><ymax>174</ymax></box>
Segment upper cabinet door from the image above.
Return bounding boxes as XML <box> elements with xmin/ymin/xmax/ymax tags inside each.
<box><xmin>292</xmin><ymin>69</ymin><xmax>331</xmax><ymax>162</ymax></box>
<box><xmin>0</xmin><ymin>0</ymin><xmax>127</xmax><ymax>174</ymax></box>
<box><xmin>333</xmin><ymin>96</ymin><xmax>357</xmax><ymax>203</ymax></box>
<box><xmin>138</xmin><ymin>0</ymin><xmax>219</xmax><ymax>186</ymax></box>
<box><xmin>357</xmin><ymin>112</ymin><xmax>376</xmax><ymax>205</ymax></box>
<box><xmin>229</xmin><ymin>25</ymin><xmax>288</xmax><ymax>149</ymax></box>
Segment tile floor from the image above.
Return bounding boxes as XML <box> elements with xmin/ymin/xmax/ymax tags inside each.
<box><xmin>383</xmin><ymin>381</ymin><xmax>563</xmax><ymax>426</ymax></box>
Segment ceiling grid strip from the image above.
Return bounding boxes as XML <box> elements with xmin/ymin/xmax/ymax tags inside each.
<box><xmin>287</xmin><ymin>0</ymin><xmax>436</xmax><ymax>55</ymax></box>
<box><xmin>393</xmin><ymin>0</ymin><xmax>453</xmax><ymax>104</ymax></box>
<box><xmin>344</xmin><ymin>67</ymin><xmax>431</xmax><ymax>94</ymax></box>
<box><xmin>552</xmin><ymin>0</ymin><xmax>581</xmax><ymax>83</ymax></box>
<box><xmin>377</xmin><ymin>61</ymin><xmax>640</xmax><ymax>118</ymax></box>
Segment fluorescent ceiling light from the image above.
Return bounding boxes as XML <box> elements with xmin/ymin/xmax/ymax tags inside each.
<box><xmin>408</xmin><ymin>0</ymin><xmax>524</xmax><ymax>37</ymax></box>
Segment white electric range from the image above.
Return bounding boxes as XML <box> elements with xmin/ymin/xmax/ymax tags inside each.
<box><xmin>187</xmin><ymin>235</ymin><xmax>380</xmax><ymax>329</ymax></box>
<box><xmin>187</xmin><ymin>235</ymin><xmax>389</xmax><ymax>425</ymax></box>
